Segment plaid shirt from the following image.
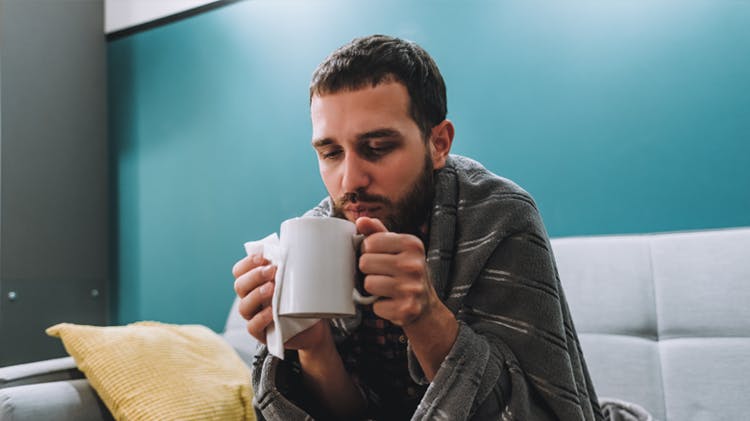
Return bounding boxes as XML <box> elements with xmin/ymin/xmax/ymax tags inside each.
<box><xmin>337</xmin><ymin>304</ymin><xmax>428</xmax><ymax>420</ymax></box>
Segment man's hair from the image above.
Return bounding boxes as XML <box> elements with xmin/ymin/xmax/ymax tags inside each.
<box><xmin>310</xmin><ymin>34</ymin><xmax>447</xmax><ymax>139</ymax></box>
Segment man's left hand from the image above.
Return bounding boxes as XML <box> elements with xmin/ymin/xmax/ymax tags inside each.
<box><xmin>356</xmin><ymin>216</ymin><xmax>459</xmax><ymax>380</ymax></box>
<box><xmin>356</xmin><ymin>216</ymin><xmax>440</xmax><ymax>327</ymax></box>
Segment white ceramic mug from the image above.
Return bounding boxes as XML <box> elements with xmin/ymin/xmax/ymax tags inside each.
<box><xmin>274</xmin><ymin>217</ymin><xmax>377</xmax><ymax>318</ymax></box>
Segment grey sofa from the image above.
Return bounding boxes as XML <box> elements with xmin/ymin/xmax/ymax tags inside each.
<box><xmin>2</xmin><ymin>227</ymin><xmax>748</xmax><ymax>420</ymax></box>
<box><xmin>555</xmin><ymin>226</ymin><xmax>750</xmax><ymax>420</ymax></box>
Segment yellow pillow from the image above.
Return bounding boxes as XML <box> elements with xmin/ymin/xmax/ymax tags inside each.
<box><xmin>47</xmin><ymin>321</ymin><xmax>255</xmax><ymax>421</ymax></box>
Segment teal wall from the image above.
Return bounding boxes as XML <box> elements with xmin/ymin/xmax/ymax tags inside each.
<box><xmin>108</xmin><ymin>0</ymin><xmax>750</xmax><ymax>330</ymax></box>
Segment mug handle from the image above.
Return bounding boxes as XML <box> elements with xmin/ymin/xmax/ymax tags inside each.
<box><xmin>351</xmin><ymin>234</ymin><xmax>380</xmax><ymax>305</ymax></box>
<box><xmin>353</xmin><ymin>288</ymin><xmax>379</xmax><ymax>305</ymax></box>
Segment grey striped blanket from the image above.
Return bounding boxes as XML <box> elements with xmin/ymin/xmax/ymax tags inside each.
<box><xmin>252</xmin><ymin>154</ymin><xmax>603</xmax><ymax>420</ymax></box>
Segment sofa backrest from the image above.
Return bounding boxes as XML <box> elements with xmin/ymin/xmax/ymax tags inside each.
<box><xmin>552</xmin><ymin>227</ymin><xmax>750</xmax><ymax>421</ymax></box>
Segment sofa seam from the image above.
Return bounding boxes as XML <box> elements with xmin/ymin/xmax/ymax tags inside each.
<box><xmin>647</xmin><ymin>236</ymin><xmax>669</xmax><ymax>421</ymax></box>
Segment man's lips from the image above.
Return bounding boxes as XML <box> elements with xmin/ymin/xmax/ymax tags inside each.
<box><xmin>344</xmin><ymin>204</ymin><xmax>383</xmax><ymax>218</ymax></box>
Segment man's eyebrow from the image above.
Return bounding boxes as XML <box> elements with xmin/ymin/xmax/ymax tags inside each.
<box><xmin>313</xmin><ymin>129</ymin><xmax>402</xmax><ymax>147</ymax></box>
<box><xmin>356</xmin><ymin>128</ymin><xmax>402</xmax><ymax>141</ymax></box>
<box><xmin>312</xmin><ymin>138</ymin><xmax>334</xmax><ymax>148</ymax></box>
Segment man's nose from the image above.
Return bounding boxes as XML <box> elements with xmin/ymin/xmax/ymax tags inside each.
<box><xmin>341</xmin><ymin>154</ymin><xmax>370</xmax><ymax>193</ymax></box>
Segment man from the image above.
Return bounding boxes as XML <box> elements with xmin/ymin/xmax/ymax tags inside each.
<box><xmin>233</xmin><ymin>34</ymin><xmax>602</xmax><ymax>420</ymax></box>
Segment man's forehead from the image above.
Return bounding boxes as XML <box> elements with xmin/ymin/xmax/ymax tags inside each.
<box><xmin>309</xmin><ymin>81</ymin><xmax>417</xmax><ymax>144</ymax></box>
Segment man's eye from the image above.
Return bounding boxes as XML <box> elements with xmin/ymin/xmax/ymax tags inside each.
<box><xmin>321</xmin><ymin>150</ymin><xmax>342</xmax><ymax>160</ymax></box>
<box><xmin>365</xmin><ymin>144</ymin><xmax>395</xmax><ymax>158</ymax></box>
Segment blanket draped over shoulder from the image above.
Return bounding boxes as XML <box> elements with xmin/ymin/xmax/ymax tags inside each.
<box><xmin>252</xmin><ymin>155</ymin><xmax>604</xmax><ymax>420</ymax></box>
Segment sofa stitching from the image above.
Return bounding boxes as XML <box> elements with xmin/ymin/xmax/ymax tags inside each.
<box><xmin>647</xmin><ymin>235</ymin><xmax>669</xmax><ymax>421</ymax></box>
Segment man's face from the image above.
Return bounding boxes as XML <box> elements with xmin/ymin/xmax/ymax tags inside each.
<box><xmin>311</xmin><ymin>82</ymin><xmax>439</xmax><ymax>234</ymax></box>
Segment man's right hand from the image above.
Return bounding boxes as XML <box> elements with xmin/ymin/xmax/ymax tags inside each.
<box><xmin>231</xmin><ymin>254</ymin><xmax>329</xmax><ymax>350</ymax></box>
<box><xmin>234</xmin><ymin>253</ymin><xmax>365</xmax><ymax>418</ymax></box>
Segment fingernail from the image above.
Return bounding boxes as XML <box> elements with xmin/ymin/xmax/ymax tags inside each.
<box><xmin>252</xmin><ymin>254</ymin><xmax>263</xmax><ymax>264</ymax></box>
<box><xmin>262</xmin><ymin>265</ymin><xmax>274</xmax><ymax>276</ymax></box>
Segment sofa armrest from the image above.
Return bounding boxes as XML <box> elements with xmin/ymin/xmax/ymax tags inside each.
<box><xmin>0</xmin><ymin>357</ymin><xmax>84</xmax><ymax>388</ymax></box>
<box><xmin>0</xmin><ymin>378</ymin><xmax>112</xmax><ymax>421</ymax></box>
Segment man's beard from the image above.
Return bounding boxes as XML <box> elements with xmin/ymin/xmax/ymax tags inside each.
<box><xmin>331</xmin><ymin>153</ymin><xmax>435</xmax><ymax>235</ymax></box>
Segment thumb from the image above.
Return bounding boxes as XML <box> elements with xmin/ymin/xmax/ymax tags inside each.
<box><xmin>356</xmin><ymin>216</ymin><xmax>389</xmax><ymax>236</ymax></box>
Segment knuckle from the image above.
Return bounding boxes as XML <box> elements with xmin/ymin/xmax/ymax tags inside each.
<box><xmin>402</xmin><ymin>301</ymin><xmax>421</xmax><ymax>320</ymax></box>
<box><xmin>238</xmin><ymin>303</ymin><xmax>252</xmax><ymax>320</ymax></box>
<box><xmin>404</xmin><ymin>235</ymin><xmax>425</xmax><ymax>251</ymax></box>
<box><xmin>401</xmin><ymin>282</ymin><xmax>422</xmax><ymax>297</ymax></box>
<box><xmin>234</xmin><ymin>255</ymin><xmax>267</xmax><ymax>279</ymax></box>
<box><xmin>396</xmin><ymin>258</ymin><xmax>423</xmax><ymax>274</ymax></box>
<box><xmin>404</xmin><ymin>301</ymin><xmax>420</xmax><ymax>319</ymax></box>
<box><xmin>249</xmin><ymin>265</ymin><xmax>265</xmax><ymax>281</ymax></box>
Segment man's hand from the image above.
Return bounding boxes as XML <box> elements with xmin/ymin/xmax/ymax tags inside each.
<box><xmin>356</xmin><ymin>216</ymin><xmax>459</xmax><ymax>380</ymax></box>
<box><xmin>231</xmin><ymin>255</ymin><xmax>328</xmax><ymax>350</ymax></box>
<box><xmin>356</xmin><ymin>217</ymin><xmax>441</xmax><ymax>326</ymax></box>
<box><xmin>233</xmin><ymin>252</ymin><xmax>365</xmax><ymax>418</ymax></box>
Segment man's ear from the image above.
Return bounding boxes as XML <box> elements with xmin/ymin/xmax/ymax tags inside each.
<box><xmin>429</xmin><ymin>119</ymin><xmax>455</xmax><ymax>170</ymax></box>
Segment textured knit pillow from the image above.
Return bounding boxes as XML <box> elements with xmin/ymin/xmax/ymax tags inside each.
<box><xmin>46</xmin><ymin>321</ymin><xmax>255</xmax><ymax>421</ymax></box>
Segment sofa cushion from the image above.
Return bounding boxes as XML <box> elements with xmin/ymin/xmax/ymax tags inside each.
<box><xmin>553</xmin><ymin>227</ymin><xmax>750</xmax><ymax>421</ymax></box>
<box><xmin>578</xmin><ymin>334</ymin><xmax>666</xmax><ymax>420</ymax></box>
<box><xmin>660</xmin><ymin>338</ymin><xmax>750</xmax><ymax>421</ymax></box>
<box><xmin>651</xmin><ymin>229</ymin><xmax>750</xmax><ymax>338</ymax></box>
<box><xmin>553</xmin><ymin>235</ymin><xmax>657</xmax><ymax>338</ymax></box>
<box><xmin>47</xmin><ymin>322</ymin><xmax>256</xmax><ymax>421</ymax></box>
